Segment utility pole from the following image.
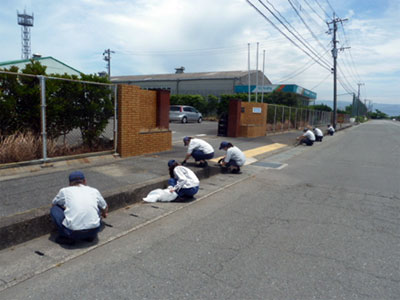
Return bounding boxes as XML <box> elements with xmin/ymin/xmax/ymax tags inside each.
<box><xmin>357</xmin><ymin>83</ymin><xmax>364</xmax><ymax>117</ymax></box>
<box><xmin>103</xmin><ymin>49</ymin><xmax>115</xmax><ymax>80</ymax></box>
<box><xmin>327</xmin><ymin>15</ymin><xmax>347</xmax><ymax>129</ymax></box>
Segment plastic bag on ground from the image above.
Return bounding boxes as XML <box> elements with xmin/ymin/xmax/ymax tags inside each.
<box><xmin>143</xmin><ymin>188</ymin><xmax>178</xmax><ymax>202</ymax></box>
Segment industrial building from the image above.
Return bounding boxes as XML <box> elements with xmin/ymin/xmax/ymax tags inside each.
<box><xmin>112</xmin><ymin>67</ymin><xmax>317</xmax><ymax>105</ymax></box>
<box><xmin>111</xmin><ymin>67</ymin><xmax>271</xmax><ymax>98</ymax></box>
<box><xmin>0</xmin><ymin>55</ymin><xmax>82</xmax><ymax>76</ymax></box>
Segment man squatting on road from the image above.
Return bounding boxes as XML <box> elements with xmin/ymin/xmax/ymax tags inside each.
<box><xmin>168</xmin><ymin>160</ymin><xmax>200</xmax><ymax>200</ymax></box>
<box><xmin>218</xmin><ymin>141</ymin><xmax>246</xmax><ymax>174</ymax></box>
<box><xmin>327</xmin><ymin>124</ymin><xmax>335</xmax><ymax>136</ymax></box>
<box><xmin>313</xmin><ymin>127</ymin><xmax>324</xmax><ymax>142</ymax></box>
<box><xmin>297</xmin><ymin>127</ymin><xmax>316</xmax><ymax>146</ymax></box>
<box><xmin>50</xmin><ymin>171</ymin><xmax>108</xmax><ymax>245</ymax></box>
<box><xmin>182</xmin><ymin>136</ymin><xmax>214</xmax><ymax>168</ymax></box>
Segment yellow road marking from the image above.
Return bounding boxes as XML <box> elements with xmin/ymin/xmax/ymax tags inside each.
<box><xmin>211</xmin><ymin>143</ymin><xmax>287</xmax><ymax>162</ymax></box>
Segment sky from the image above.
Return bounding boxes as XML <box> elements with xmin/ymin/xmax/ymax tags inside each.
<box><xmin>1</xmin><ymin>0</ymin><xmax>399</xmax><ymax>106</ymax></box>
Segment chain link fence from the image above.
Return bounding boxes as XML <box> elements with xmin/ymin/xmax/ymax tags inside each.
<box><xmin>266</xmin><ymin>104</ymin><xmax>344</xmax><ymax>133</ymax></box>
<box><xmin>0</xmin><ymin>70</ymin><xmax>117</xmax><ymax>164</ymax></box>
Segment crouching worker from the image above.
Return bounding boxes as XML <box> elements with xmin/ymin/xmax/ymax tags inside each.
<box><xmin>50</xmin><ymin>171</ymin><xmax>108</xmax><ymax>245</ymax></box>
<box><xmin>297</xmin><ymin>128</ymin><xmax>316</xmax><ymax>146</ymax></box>
<box><xmin>313</xmin><ymin>127</ymin><xmax>324</xmax><ymax>142</ymax></box>
<box><xmin>218</xmin><ymin>141</ymin><xmax>246</xmax><ymax>174</ymax></box>
<box><xmin>327</xmin><ymin>124</ymin><xmax>335</xmax><ymax>136</ymax></box>
<box><xmin>182</xmin><ymin>136</ymin><xmax>214</xmax><ymax>168</ymax></box>
<box><xmin>168</xmin><ymin>160</ymin><xmax>199</xmax><ymax>200</ymax></box>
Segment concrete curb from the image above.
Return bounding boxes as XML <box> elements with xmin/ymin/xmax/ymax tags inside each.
<box><xmin>0</xmin><ymin>166</ymin><xmax>221</xmax><ymax>251</ymax></box>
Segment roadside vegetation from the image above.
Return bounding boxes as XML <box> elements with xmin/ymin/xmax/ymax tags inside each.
<box><xmin>0</xmin><ymin>60</ymin><xmax>114</xmax><ymax>164</ymax></box>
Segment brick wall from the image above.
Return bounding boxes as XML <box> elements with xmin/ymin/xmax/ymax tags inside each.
<box><xmin>239</xmin><ymin>102</ymin><xmax>267</xmax><ymax>137</ymax></box>
<box><xmin>117</xmin><ymin>85</ymin><xmax>172</xmax><ymax>157</ymax></box>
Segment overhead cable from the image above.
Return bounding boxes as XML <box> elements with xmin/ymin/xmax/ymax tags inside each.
<box><xmin>245</xmin><ymin>0</ymin><xmax>331</xmax><ymax>71</ymax></box>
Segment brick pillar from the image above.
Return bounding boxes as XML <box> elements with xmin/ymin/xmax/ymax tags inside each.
<box><xmin>156</xmin><ymin>90</ymin><xmax>170</xmax><ymax>129</ymax></box>
<box><xmin>227</xmin><ymin>99</ymin><xmax>241</xmax><ymax>137</ymax></box>
<box><xmin>117</xmin><ymin>85</ymin><xmax>140</xmax><ymax>157</ymax></box>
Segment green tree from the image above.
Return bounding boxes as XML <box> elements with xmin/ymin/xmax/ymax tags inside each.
<box><xmin>170</xmin><ymin>95</ymin><xmax>208</xmax><ymax>113</ymax></box>
<box><xmin>206</xmin><ymin>95</ymin><xmax>219</xmax><ymax>116</ymax></box>
<box><xmin>308</xmin><ymin>104</ymin><xmax>332</xmax><ymax>112</ymax></box>
<box><xmin>367</xmin><ymin>109</ymin><xmax>388</xmax><ymax>119</ymax></box>
<box><xmin>0</xmin><ymin>66</ymin><xmax>21</xmax><ymax>135</ymax></box>
<box><xmin>75</xmin><ymin>74</ymin><xmax>113</xmax><ymax>147</ymax></box>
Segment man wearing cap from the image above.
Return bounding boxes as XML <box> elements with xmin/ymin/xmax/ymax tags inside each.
<box><xmin>182</xmin><ymin>136</ymin><xmax>214</xmax><ymax>168</ymax></box>
<box><xmin>167</xmin><ymin>160</ymin><xmax>200</xmax><ymax>199</ymax></box>
<box><xmin>218</xmin><ymin>142</ymin><xmax>246</xmax><ymax>174</ymax></box>
<box><xmin>297</xmin><ymin>128</ymin><xmax>316</xmax><ymax>146</ymax></box>
<box><xmin>50</xmin><ymin>171</ymin><xmax>108</xmax><ymax>245</ymax></box>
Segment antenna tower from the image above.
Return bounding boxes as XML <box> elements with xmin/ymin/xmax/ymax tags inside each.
<box><xmin>17</xmin><ymin>9</ymin><xmax>34</xmax><ymax>59</ymax></box>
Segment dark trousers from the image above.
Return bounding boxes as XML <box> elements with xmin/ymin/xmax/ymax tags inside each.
<box><xmin>300</xmin><ymin>137</ymin><xmax>314</xmax><ymax>146</ymax></box>
<box><xmin>50</xmin><ymin>205</ymin><xmax>100</xmax><ymax>240</ymax></box>
<box><xmin>191</xmin><ymin>150</ymin><xmax>214</xmax><ymax>162</ymax></box>
<box><xmin>225</xmin><ymin>160</ymin><xmax>239</xmax><ymax>167</ymax></box>
<box><xmin>316</xmin><ymin>135</ymin><xmax>323</xmax><ymax>142</ymax></box>
<box><xmin>168</xmin><ymin>178</ymin><xmax>199</xmax><ymax>197</ymax></box>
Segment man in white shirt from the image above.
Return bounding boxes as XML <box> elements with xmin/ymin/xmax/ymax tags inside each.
<box><xmin>182</xmin><ymin>136</ymin><xmax>214</xmax><ymax>168</ymax></box>
<box><xmin>313</xmin><ymin>127</ymin><xmax>324</xmax><ymax>142</ymax></box>
<box><xmin>168</xmin><ymin>160</ymin><xmax>200</xmax><ymax>199</ymax></box>
<box><xmin>218</xmin><ymin>141</ymin><xmax>246</xmax><ymax>174</ymax></box>
<box><xmin>50</xmin><ymin>171</ymin><xmax>108</xmax><ymax>245</ymax></box>
<box><xmin>327</xmin><ymin>124</ymin><xmax>335</xmax><ymax>136</ymax></box>
<box><xmin>297</xmin><ymin>128</ymin><xmax>316</xmax><ymax>146</ymax></box>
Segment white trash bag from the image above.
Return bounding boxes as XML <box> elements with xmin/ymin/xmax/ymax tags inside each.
<box><xmin>143</xmin><ymin>188</ymin><xmax>178</xmax><ymax>203</ymax></box>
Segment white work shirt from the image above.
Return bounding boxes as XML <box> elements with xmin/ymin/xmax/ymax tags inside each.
<box><xmin>52</xmin><ymin>185</ymin><xmax>107</xmax><ymax>231</ymax></box>
<box><xmin>173</xmin><ymin>166</ymin><xmax>200</xmax><ymax>191</ymax></box>
<box><xmin>328</xmin><ymin>126</ymin><xmax>335</xmax><ymax>133</ymax></box>
<box><xmin>314</xmin><ymin>128</ymin><xmax>323</xmax><ymax>137</ymax></box>
<box><xmin>224</xmin><ymin>146</ymin><xmax>246</xmax><ymax>166</ymax></box>
<box><xmin>187</xmin><ymin>138</ymin><xmax>214</xmax><ymax>155</ymax></box>
<box><xmin>303</xmin><ymin>130</ymin><xmax>316</xmax><ymax>141</ymax></box>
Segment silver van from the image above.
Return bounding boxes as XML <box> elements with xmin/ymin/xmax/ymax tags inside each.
<box><xmin>169</xmin><ymin>105</ymin><xmax>203</xmax><ymax>123</ymax></box>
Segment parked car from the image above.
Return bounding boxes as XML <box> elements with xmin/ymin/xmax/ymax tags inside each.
<box><xmin>169</xmin><ymin>105</ymin><xmax>203</xmax><ymax>123</ymax></box>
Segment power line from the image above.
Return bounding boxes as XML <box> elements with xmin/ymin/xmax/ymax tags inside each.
<box><xmin>245</xmin><ymin>0</ymin><xmax>331</xmax><ymax>71</ymax></box>
<box><xmin>310</xmin><ymin>72</ymin><xmax>331</xmax><ymax>90</ymax></box>
<box><xmin>288</xmin><ymin>0</ymin><xmax>331</xmax><ymax>58</ymax></box>
<box><xmin>301</xmin><ymin>0</ymin><xmax>327</xmax><ymax>23</ymax></box>
<box><xmin>324</xmin><ymin>0</ymin><xmax>336</xmax><ymax>15</ymax></box>
<box><xmin>257</xmin><ymin>0</ymin><xmax>331</xmax><ymax>68</ymax></box>
<box><xmin>312</xmin><ymin>0</ymin><xmax>331</xmax><ymax>19</ymax></box>
<box><xmin>277</xmin><ymin>46</ymin><xmax>331</xmax><ymax>82</ymax></box>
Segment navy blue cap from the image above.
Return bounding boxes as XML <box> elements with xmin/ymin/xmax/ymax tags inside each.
<box><xmin>168</xmin><ymin>160</ymin><xmax>176</xmax><ymax>167</ymax></box>
<box><xmin>219</xmin><ymin>141</ymin><xmax>229</xmax><ymax>150</ymax></box>
<box><xmin>183</xmin><ymin>136</ymin><xmax>190</xmax><ymax>144</ymax></box>
<box><xmin>69</xmin><ymin>171</ymin><xmax>85</xmax><ymax>182</ymax></box>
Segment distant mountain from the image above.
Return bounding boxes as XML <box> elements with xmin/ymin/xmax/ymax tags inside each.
<box><xmin>315</xmin><ymin>100</ymin><xmax>400</xmax><ymax>117</ymax></box>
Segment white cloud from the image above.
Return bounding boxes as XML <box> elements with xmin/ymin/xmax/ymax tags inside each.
<box><xmin>1</xmin><ymin>0</ymin><xmax>399</xmax><ymax>104</ymax></box>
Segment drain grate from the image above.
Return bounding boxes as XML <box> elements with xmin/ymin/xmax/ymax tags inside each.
<box><xmin>252</xmin><ymin>161</ymin><xmax>286</xmax><ymax>169</ymax></box>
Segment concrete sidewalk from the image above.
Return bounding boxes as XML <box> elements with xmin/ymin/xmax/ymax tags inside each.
<box><xmin>0</xmin><ymin>127</ymin><xmax>342</xmax><ymax>250</ymax></box>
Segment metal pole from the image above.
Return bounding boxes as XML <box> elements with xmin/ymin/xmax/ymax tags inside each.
<box><xmin>288</xmin><ymin>107</ymin><xmax>291</xmax><ymax>130</ymax></box>
<box><xmin>295</xmin><ymin>108</ymin><xmax>297</xmax><ymax>129</ymax></box>
<box><xmin>261</xmin><ymin>49</ymin><xmax>265</xmax><ymax>103</ymax></box>
<box><xmin>281</xmin><ymin>106</ymin><xmax>284</xmax><ymax>131</ymax></box>
<box><xmin>255</xmin><ymin>42</ymin><xmax>259</xmax><ymax>103</ymax></box>
<box><xmin>248</xmin><ymin>43</ymin><xmax>251</xmax><ymax>102</ymax></box>
<box><xmin>39</xmin><ymin>76</ymin><xmax>47</xmax><ymax>162</ymax></box>
<box><xmin>273</xmin><ymin>105</ymin><xmax>277</xmax><ymax>132</ymax></box>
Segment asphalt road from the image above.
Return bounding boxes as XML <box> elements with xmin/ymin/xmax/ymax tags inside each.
<box><xmin>2</xmin><ymin>120</ymin><xmax>400</xmax><ymax>299</ymax></box>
